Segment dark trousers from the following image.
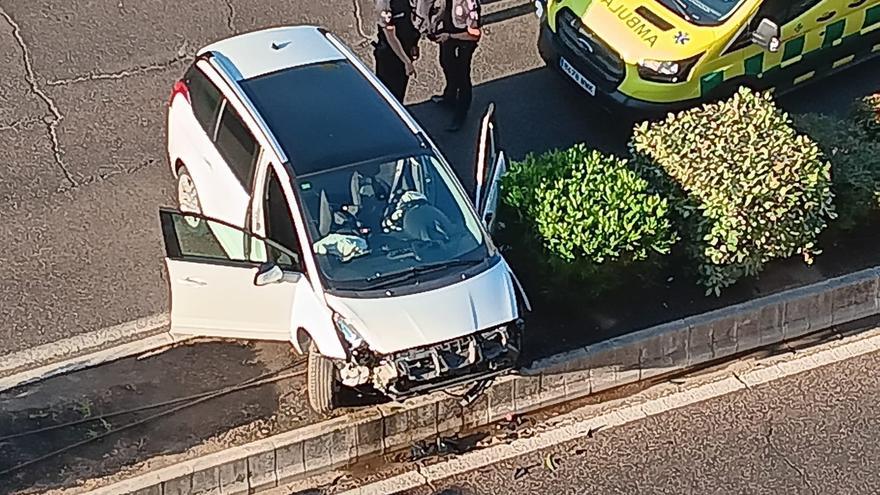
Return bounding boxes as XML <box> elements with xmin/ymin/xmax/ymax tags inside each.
<box><xmin>374</xmin><ymin>47</ymin><xmax>409</xmax><ymax>103</ymax></box>
<box><xmin>439</xmin><ymin>40</ymin><xmax>477</xmax><ymax>122</ymax></box>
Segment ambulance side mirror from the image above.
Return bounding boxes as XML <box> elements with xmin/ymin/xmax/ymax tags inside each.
<box><xmin>751</xmin><ymin>18</ymin><xmax>781</xmax><ymax>53</ymax></box>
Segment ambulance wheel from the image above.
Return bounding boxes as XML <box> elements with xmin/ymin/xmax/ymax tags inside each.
<box><xmin>307</xmin><ymin>341</ymin><xmax>337</xmax><ymax>414</ymax></box>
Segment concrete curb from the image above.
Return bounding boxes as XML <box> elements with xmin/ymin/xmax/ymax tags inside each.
<box><xmin>63</xmin><ymin>267</ymin><xmax>880</xmax><ymax>495</ymax></box>
<box><xmin>0</xmin><ymin>313</ymin><xmax>173</xmax><ymax>393</ymax></box>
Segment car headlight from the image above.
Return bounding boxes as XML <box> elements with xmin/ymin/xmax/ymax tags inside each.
<box><xmin>637</xmin><ymin>54</ymin><xmax>701</xmax><ymax>83</ymax></box>
<box><xmin>333</xmin><ymin>313</ymin><xmax>364</xmax><ymax>349</ymax></box>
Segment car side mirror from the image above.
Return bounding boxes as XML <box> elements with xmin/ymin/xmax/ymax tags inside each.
<box><xmin>255</xmin><ymin>263</ymin><xmax>284</xmax><ymax>286</ymax></box>
<box><xmin>751</xmin><ymin>18</ymin><xmax>781</xmax><ymax>53</ymax></box>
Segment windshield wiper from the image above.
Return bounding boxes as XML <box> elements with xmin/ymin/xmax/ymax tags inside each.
<box><xmin>363</xmin><ymin>259</ymin><xmax>481</xmax><ymax>289</ymax></box>
<box><xmin>668</xmin><ymin>0</ymin><xmax>693</xmax><ymax>22</ymax></box>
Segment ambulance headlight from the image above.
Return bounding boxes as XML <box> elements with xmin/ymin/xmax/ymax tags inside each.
<box><xmin>637</xmin><ymin>54</ymin><xmax>701</xmax><ymax>83</ymax></box>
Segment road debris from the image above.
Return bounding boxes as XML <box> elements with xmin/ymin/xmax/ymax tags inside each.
<box><xmin>409</xmin><ymin>436</ymin><xmax>468</xmax><ymax>462</ymax></box>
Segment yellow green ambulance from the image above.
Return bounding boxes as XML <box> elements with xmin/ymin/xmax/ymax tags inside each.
<box><xmin>536</xmin><ymin>0</ymin><xmax>880</xmax><ymax>113</ymax></box>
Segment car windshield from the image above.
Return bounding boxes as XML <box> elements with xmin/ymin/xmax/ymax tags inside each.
<box><xmin>655</xmin><ymin>0</ymin><xmax>748</xmax><ymax>26</ymax></box>
<box><xmin>296</xmin><ymin>152</ymin><xmax>489</xmax><ymax>292</ymax></box>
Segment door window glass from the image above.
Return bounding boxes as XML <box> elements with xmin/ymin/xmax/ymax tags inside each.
<box><xmin>160</xmin><ymin>210</ymin><xmax>298</xmax><ymax>266</ymax></box>
<box><xmin>263</xmin><ymin>166</ymin><xmax>303</xmax><ymax>270</ymax></box>
<box><xmin>215</xmin><ymin>104</ymin><xmax>259</xmax><ymax>189</ymax></box>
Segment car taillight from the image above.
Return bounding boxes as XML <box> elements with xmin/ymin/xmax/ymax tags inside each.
<box><xmin>169</xmin><ymin>80</ymin><xmax>189</xmax><ymax>105</ymax></box>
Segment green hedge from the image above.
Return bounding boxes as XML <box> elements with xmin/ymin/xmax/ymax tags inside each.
<box><xmin>630</xmin><ymin>87</ymin><xmax>836</xmax><ymax>296</ymax></box>
<box><xmin>852</xmin><ymin>94</ymin><xmax>880</xmax><ymax>139</ymax></box>
<box><xmin>793</xmin><ymin>112</ymin><xmax>880</xmax><ymax>231</ymax></box>
<box><xmin>502</xmin><ymin>144</ymin><xmax>677</xmax><ymax>272</ymax></box>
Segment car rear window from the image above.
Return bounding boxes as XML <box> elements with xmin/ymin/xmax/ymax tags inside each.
<box><xmin>184</xmin><ymin>65</ymin><xmax>222</xmax><ymax>135</ymax></box>
<box><xmin>239</xmin><ymin>60</ymin><xmax>423</xmax><ymax>176</ymax></box>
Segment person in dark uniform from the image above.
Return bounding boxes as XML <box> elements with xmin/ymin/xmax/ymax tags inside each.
<box><xmin>428</xmin><ymin>0</ymin><xmax>482</xmax><ymax>132</ymax></box>
<box><xmin>374</xmin><ymin>0</ymin><xmax>422</xmax><ymax>103</ymax></box>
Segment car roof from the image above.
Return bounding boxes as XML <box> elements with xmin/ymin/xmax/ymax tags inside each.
<box><xmin>197</xmin><ymin>25</ymin><xmax>344</xmax><ymax>80</ymax></box>
<box><xmin>238</xmin><ymin>58</ymin><xmax>425</xmax><ymax>177</ymax></box>
<box><xmin>197</xmin><ymin>25</ymin><xmax>426</xmax><ymax>178</ymax></box>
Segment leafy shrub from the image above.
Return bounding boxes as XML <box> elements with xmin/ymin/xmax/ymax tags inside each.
<box><xmin>502</xmin><ymin>144</ymin><xmax>677</xmax><ymax>274</ymax></box>
<box><xmin>629</xmin><ymin>87</ymin><xmax>836</xmax><ymax>296</ymax></box>
<box><xmin>793</xmin><ymin>112</ymin><xmax>880</xmax><ymax>231</ymax></box>
<box><xmin>851</xmin><ymin>93</ymin><xmax>880</xmax><ymax>139</ymax></box>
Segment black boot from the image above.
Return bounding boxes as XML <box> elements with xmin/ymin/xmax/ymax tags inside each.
<box><xmin>431</xmin><ymin>94</ymin><xmax>453</xmax><ymax>107</ymax></box>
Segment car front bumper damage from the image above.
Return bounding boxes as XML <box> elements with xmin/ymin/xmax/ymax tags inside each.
<box><xmin>339</xmin><ymin>319</ymin><xmax>524</xmax><ymax>399</ymax></box>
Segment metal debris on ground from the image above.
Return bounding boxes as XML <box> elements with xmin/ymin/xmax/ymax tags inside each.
<box><xmin>458</xmin><ymin>377</ymin><xmax>494</xmax><ymax>408</ymax></box>
<box><xmin>512</xmin><ymin>452</ymin><xmax>562</xmax><ymax>480</ymax></box>
<box><xmin>586</xmin><ymin>424</ymin><xmax>605</xmax><ymax>438</ymax></box>
<box><xmin>409</xmin><ymin>436</ymin><xmax>468</xmax><ymax>462</ymax></box>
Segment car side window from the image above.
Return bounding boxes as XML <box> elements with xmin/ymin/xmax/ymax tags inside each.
<box><xmin>162</xmin><ymin>210</ymin><xmax>256</xmax><ymax>263</ymax></box>
<box><xmin>161</xmin><ymin>209</ymin><xmax>302</xmax><ymax>271</ymax></box>
<box><xmin>263</xmin><ymin>166</ymin><xmax>303</xmax><ymax>270</ymax></box>
<box><xmin>184</xmin><ymin>65</ymin><xmax>222</xmax><ymax>136</ymax></box>
<box><xmin>215</xmin><ymin>103</ymin><xmax>259</xmax><ymax>190</ymax></box>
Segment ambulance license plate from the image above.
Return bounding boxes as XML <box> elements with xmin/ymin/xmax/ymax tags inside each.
<box><xmin>560</xmin><ymin>57</ymin><xmax>596</xmax><ymax>96</ymax></box>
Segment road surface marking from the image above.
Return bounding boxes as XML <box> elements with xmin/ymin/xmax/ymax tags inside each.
<box><xmin>0</xmin><ymin>313</ymin><xmax>172</xmax><ymax>392</ymax></box>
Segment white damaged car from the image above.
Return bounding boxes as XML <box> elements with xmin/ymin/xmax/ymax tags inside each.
<box><xmin>162</xmin><ymin>25</ymin><xmax>529</xmax><ymax>413</ymax></box>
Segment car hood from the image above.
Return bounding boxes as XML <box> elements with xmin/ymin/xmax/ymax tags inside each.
<box><xmin>325</xmin><ymin>259</ymin><xmax>518</xmax><ymax>354</ymax></box>
<box><xmin>576</xmin><ymin>0</ymin><xmax>719</xmax><ymax>62</ymax></box>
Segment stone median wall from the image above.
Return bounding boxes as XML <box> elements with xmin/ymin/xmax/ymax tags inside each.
<box><xmin>90</xmin><ymin>267</ymin><xmax>880</xmax><ymax>495</ymax></box>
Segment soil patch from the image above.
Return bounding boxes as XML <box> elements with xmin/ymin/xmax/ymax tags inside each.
<box><xmin>0</xmin><ymin>341</ymin><xmax>315</xmax><ymax>494</ymax></box>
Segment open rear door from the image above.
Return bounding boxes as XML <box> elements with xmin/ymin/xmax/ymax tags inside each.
<box><xmin>159</xmin><ymin>208</ymin><xmax>305</xmax><ymax>341</ymax></box>
<box><xmin>473</xmin><ymin>103</ymin><xmax>507</xmax><ymax>234</ymax></box>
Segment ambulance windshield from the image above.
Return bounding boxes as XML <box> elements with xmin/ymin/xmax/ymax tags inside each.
<box><xmin>656</xmin><ymin>0</ymin><xmax>748</xmax><ymax>26</ymax></box>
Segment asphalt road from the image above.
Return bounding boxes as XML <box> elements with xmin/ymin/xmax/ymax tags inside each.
<box><xmin>404</xmin><ymin>348</ymin><xmax>880</xmax><ymax>495</ymax></box>
<box><xmin>1</xmin><ymin>0</ymin><xmax>879</xmax><ymax>355</ymax></box>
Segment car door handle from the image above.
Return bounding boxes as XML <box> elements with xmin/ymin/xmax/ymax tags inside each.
<box><xmin>849</xmin><ymin>0</ymin><xmax>867</xmax><ymax>7</ymax></box>
<box><xmin>817</xmin><ymin>11</ymin><xmax>836</xmax><ymax>22</ymax></box>
<box><xmin>181</xmin><ymin>276</ymin><xmax>207</xmax><ymax>286</ymax></box>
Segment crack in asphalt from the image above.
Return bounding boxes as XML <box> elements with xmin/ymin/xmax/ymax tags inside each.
<box><xmin>0</xmin><ymin>7</ymin><xmax>78</xmax><ymax>187</ymax></box>
<box><xmin>223</xmin><ymin>0</ymin><xmax>236</xmax><ymax>33</ymax></box>
<box><xmin>351</xmin><ymin>0</ymin><xmax>373</xmax><ymax>46</ymax></box>
<box><xmin>414</xmin><ymin>461</ymin><xmax>434</xmax><ymax>490</ymax></box>
<box><xmin>764</xmin><ymin>425</ymin><xmax>818</xmax><ymax>495</ymax></box>
<box><xmin>0</xmin><ymin>117</ymin><xmax>40</xmax><ymax>132</ymax></box>
<box><xmin>45</xmin><ymin>56</ymin><xmax>187</xmax><ymax>86</ymax></box>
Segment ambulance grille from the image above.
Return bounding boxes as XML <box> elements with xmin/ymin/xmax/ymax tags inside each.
<box><xmin>557</xmin><ymin>8</ymin><xmax>625</xmax><ymax>88</ymax></box>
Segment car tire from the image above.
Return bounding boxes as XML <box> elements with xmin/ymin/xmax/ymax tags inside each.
<box><xmin>307</xmin><ymin>341</ymin><xmax>337</xmax><ymax>414</ymax></box>
<box><xmin>176</xmin><ymin>165</ymin><xmax>203</xmax><ymax>228</ymax></box>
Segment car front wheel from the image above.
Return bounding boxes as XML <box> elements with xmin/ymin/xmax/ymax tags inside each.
<box><xmin>176</xmin><ymin>165</ymin><xmax>202</xmax><ymax>227</ymax></box>
<box><xmin>307</xmin><ymin>341</ymin><xmax>337</xmax><ymax>414</ymax></box>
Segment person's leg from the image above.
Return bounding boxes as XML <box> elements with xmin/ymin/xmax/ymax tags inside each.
<box><xmin>376</xmin><ymin>48</ymin><xmax>408</xmax><ymax>102</ymax></box>
<box><xmin>456</xmin><ymin>42</ymin><xmax>476</xmax><ymax>118</ymax></box>
<box><xmin>433</xmin><ymin>41</ymin><xmax>456</xmax><ymax>105</ymax></box>
<box><xmin>448</xmin><ymin>42</ymin><xmax>476</xmax><ymax>130</ymax></box>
